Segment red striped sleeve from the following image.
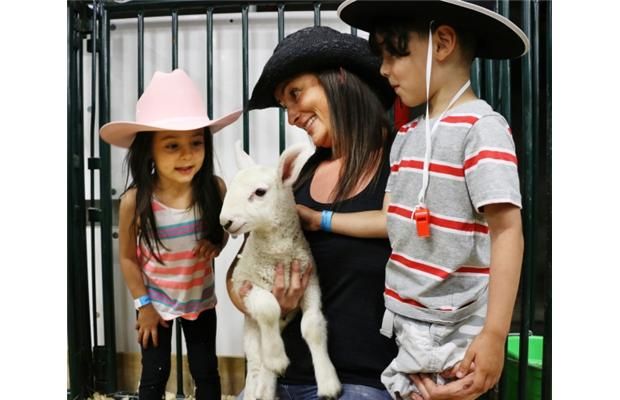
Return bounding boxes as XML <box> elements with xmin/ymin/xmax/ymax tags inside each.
<box><xmin>464</xmin><ymin>150</ymin><xmax>517</xmax><ymax>171</ymax></box>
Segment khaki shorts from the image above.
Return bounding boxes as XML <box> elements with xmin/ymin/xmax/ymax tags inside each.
<box><xmin>380</xmin><ymin>304</ymin><xmax>487</xmax><ymax>399</ymax></box>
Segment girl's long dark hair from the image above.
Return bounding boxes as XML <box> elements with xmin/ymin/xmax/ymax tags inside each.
<box><xmin>122</xmin><ymin>128</ymin><xmax>224</xmax><ymax>263</ymax></box>
<box><xmin>294</xmin><ymin>69</ymin><xmax>394</xmax><ymax>207</ymax></box>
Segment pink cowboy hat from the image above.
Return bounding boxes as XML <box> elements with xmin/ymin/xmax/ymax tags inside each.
<box><xmin>99</xmin><ymin>69</ymin><xmax>242</xmax><ymax>148</ymax></box>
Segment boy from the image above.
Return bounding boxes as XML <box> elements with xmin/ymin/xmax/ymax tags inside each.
<box><xmin>337</xmin><ymin>1</ymin><xmax>529</xmax><ymax>399</ymax></box>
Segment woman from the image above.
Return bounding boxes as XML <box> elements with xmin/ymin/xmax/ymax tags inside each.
<box><xmin>228</xmin><ymin>26</ymin><xmax>397</xmax><ymax>400</ymax></box>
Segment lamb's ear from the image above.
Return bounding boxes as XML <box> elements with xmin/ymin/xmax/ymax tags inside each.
<box><xmin>278</xmin><ymin>142</ymin><xmax>315</xmax><ymax>187</ymax></box>
<box><xmin>234</xmin><ymin>140</ymin><xmax>255</xmax><ymax>170</ymax></box>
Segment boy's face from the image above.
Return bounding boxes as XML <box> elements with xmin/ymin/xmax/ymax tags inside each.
<box><xmin>378</xmin><ymin>32</ymin><xmax>429</xmax><ymax>108</ymax></box>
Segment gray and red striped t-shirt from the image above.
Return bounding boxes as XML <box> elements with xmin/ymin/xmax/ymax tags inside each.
<box><xmin>385</xmin><ymin>99</ymin><xmax>521</xmax><ymax>324</ymax></box>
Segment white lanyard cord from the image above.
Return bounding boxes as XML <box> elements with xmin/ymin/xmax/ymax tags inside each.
<box><xmin>418</xmin><ymin>24</ymin><xmax>471</xmax><ymax>207</ymax></box>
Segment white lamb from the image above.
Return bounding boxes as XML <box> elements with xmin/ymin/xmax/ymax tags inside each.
<box><xmin>220</xmin><ymin>141</ymin><xmax>341</xmax><ymax>400</ymax></box>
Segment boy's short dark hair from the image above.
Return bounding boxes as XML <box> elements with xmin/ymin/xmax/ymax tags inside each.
<box><xmin>369</xmin><ymin>18</ymin><xmax>477</xmax><ymax>64</ymax></box>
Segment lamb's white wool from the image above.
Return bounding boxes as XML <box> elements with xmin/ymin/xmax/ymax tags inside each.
<box><xmin>220</xmin><ymin>141</ymin><xmax>341</xmax><ymax>400</ymax></box>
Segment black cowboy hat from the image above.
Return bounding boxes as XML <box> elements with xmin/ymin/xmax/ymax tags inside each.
<box><xmin>337</xmin><ymin>0</ymin><xmax>529</xmax><ymax>60</ymax></box>
<box><xmin>248</xmin><ymin>26</ymin><xmax>395</xmax><ymax>110</ymax></box>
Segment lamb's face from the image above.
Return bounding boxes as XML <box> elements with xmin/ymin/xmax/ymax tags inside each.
<box><xmin>220</xmin><ymin>166</ymin><xmax>280</xmax><ymax>237</ymax></box>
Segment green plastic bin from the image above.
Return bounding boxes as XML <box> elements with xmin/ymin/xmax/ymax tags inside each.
<box><xmin>504</xmin><ymin>335</ymin><xmax>543</xmax><ymax>400</ymax></box>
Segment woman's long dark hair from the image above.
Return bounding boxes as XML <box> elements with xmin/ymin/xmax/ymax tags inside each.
<box><xmin>122</xmin><ymin>128</ymin><xmax>224</xmax><ymax>264</ymax></box>
<box><xmin>294</xmin><ymin>69</ymin><xmax>394</xmax><ymax>207</ymax></box>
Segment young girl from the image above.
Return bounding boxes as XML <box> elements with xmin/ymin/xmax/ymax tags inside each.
<box><xmin>100</xmin><ymin>69</ymin><xmax>241</xmax><ymax>399</ymax></box>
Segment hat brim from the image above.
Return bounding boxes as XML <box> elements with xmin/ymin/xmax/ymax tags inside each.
<box><xmin>248</xmin><ymin>27</ymin><xmax>395</xmax><ymax>111</ymax></box>
<box><xmin>338</xmin><ymin>0</ymin><xmax>529</xmax><ymax>60</ymax></box>
<box><xmin>99</xmin><ymin>109</ymin><xmax>242</xmax><ymax>148</ymax></box>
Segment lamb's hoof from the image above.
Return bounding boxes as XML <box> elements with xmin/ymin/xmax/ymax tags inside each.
<box><xmin>255</xmin><ymin>379</ymin><xmax>276</xmax><ymax>400</ymax></box>
<box><xmin>317</xmin><ymin>377</ymin><xmax>341</xmax><ymax>399</ymax></box>
<box><xmin>263</xmin><ymin>353</ymin><xmax>290</xmax><ymax>374</ymax></box>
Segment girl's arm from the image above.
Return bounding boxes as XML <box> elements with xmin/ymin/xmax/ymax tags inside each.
<box><xmin>118</xmin><ymin>189</ymin><xmax>168</xmax><ymax>348</ymax></box>
<box><xmin>193</xmin><ymin>176</ymin><xmax>230</xmax><ymax>260</ymax></box>
<box><xmin>296</xmin><ymin>193</ymin><xmax>390</xmax><ymax>238</ymax></box>
<box><xmin>216</xmin><ymin>176</ymin><xmax>230</xmax><ymax>250</ymax></box>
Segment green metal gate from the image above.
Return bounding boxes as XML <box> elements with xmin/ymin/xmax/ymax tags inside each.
<box><xmin>67</xmin><ymin>1</ymin><xmax>551</xmax><ymax>399</ymax></box>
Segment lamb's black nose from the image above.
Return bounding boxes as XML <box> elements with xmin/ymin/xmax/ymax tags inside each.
<box><xmin>222</xmin><ymin>220</ymin><xmax>233</xmax><ymax>230</ymax></box>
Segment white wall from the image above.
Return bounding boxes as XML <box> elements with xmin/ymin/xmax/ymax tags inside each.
<box><xmin>82</xmin><ymin>9</ymin><xmax>362</xmax><ymax>357</ymax></box>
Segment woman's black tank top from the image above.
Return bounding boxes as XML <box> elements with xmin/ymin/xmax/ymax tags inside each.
<box><xmin>279</xmin><ymin>158</ymin><xmax>397</xmax><ymax>389</ymax></box>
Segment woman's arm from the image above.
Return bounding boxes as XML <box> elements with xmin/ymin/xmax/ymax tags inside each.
<box><xmin>296</xmin><ymin>193</ymin><xmax>390</xmax><ymax>238</ymax></box>
<box><xmin>225</xmin><ymin>235</ymin><xmax>313</xmax><ymax>317</ymax></box>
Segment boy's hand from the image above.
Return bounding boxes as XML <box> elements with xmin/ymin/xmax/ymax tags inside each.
<box><xmin>136</xmin><ymin>304</ymin><xmax>169</xmax><ymax>349</ymax></box>
<box><xmin>296</xmin><ymin>205</ymin><xmax>321</xmax><ymax>231</ymax></box>
<box><xmin>455</xmin><ymin>329</ymin><xmax>505</xmax><ymax>396</ymax></box>
<box><xmin>409</xmin><ymin>372</ymin><xmax>478</xmax><ymax>400</ymax></box>
<box><xmin>193</xmin><ymin>239</ymin><xmax>222</xmax><ymax>263</ymax></box>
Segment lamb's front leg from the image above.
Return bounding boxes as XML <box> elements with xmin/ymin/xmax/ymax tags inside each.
<box><xmin>243</xmin><ymin>319</ymin><xmax>261</xmax><ymax>400</ymax></box>
<box><xmin>300</xmin><ymin>274</ymin><xmax>341</xmax><ymax>398</ymax></box>
<box><xmin>244</xmin><ymin>286</ymin><xmax>289</xmax><ymax>373</ymax></box>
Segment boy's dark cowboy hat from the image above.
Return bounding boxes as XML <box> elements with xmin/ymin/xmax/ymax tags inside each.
<box><xmin>248</xmin><ymin>26</ymin><xmax>395</xmax><ymax>110</ymax></box>
<box><xmin>337</xmin><ymin>0</ymin><xmax>530</xmax><ymax>60</ymax></box>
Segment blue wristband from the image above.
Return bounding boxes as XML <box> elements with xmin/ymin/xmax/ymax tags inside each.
<box><xmin>134</xmin><ymin>295</ymin><xmax>151</xmax><ymax>310</ymax></box>
<box><xmin>320</xmin><ymin>210</ymin><xmax>334</xmax><ymax>232</ymax></box>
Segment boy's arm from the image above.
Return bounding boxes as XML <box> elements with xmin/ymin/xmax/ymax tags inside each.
<box><xmin>409</xmin><ymin>203</ymin><xmax>523</xmax><ymax>400</ymax></box>
<box><xmin>296</xmin><ymin>193</ymin><xmax>390</xmax><ymax>238</ymax></box>
<box><xmin>457</xmin><ymin>202</ymin><xmax>524</xmax><ymax>395</ymax></box>
<box><xmin>118</xmin><ymin>189</ymin><xmax>169</xmax><ymax>348</ymax></box>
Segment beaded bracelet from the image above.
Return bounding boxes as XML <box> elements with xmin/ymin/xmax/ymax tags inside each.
<box><xmin>320</xmin><ymin>210</ymin><xmax>334</xmax><ymax>232</ymax></box>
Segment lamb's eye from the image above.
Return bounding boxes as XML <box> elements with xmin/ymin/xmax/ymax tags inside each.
<box><xmin>255</xmin><ymin>188</ymin><xmax>267</xmax><ymax>197</ymax></box>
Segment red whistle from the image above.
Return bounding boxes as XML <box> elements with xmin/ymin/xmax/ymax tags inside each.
<box><xmin>413</xmin><ymin>207</ymin><xmax>431</xmax><ymax>238</ymax></box>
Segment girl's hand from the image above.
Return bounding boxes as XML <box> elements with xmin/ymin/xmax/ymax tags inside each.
<box><xmin>272</xmin><ymin>260</ymin><xmax>313</xmax><ymax>317</ymax></box>
<box><xmin>193</xmin><ymin>239</ymin><xmax>222</xmax><ymax>263</ymax></box>
<box><xmin>296</xmin><ymin>205</ymin><xmax>321</xmax><ymax>231</ymax></box>
<box><xmin>136</xmin><ymin>304</ymin><xmax>169</xmax><ymax>348</ymax></box>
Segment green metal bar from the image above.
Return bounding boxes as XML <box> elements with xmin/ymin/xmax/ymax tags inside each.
<box><xmin>278</xmin><ymin>2</ymin><xmax>285</xmax><ymax>153</ymax></box>
<box><xmin>207</xmin><ymin>6</ymin><xmax>214</xmax><ymax>119</ymax></box>
<box><xmin>68</xmin><ymin>3</ymin><xmax>94</xmax><ymax>398</ymax></box>
<box><xmin>313</xmin><ymin>1</ymin><xmax>321</xmax><ymax>26</ymax></box>
<box><xmin>483</xmin><ymin>59</ymin><xmax>495</xmax><ymax>109</ymax></box>
<box><xmin>530</xmin><ymin>0</ymin><xmax>541</xmax><ymax>329</ymax></box>
<box><xmin>350</xmin><ymin>26</ymin><xmax>357</xmax><ymax>36</ymax></box>
<box><xmin>138</xmin><ymin>11</ymin><xmax>145</xmax><ymax>96</ymax></box>
<box><xmin>97</xmin><ymin>3</ymin><xmax>118</xmax><ymax>394</ymax></box>
<box><xmin>172</xmin><ymin>9</ymin><xmax>179</xmax><ymax>69</ymax></box>
<box><xmin>89</xmin><ymin>0</ymin><xmax>100</xmax><ymax>348</ymax></box>
<box><xmin>471</xmin><ymin>58</ymin><xmax>481</xmax><ymax>98</ymax></box>
<box><xmin>518</xmin><ymin>0</ymin><xmax>535</xmax><ymax>399</ymax></box>
<box><xmin>498</xmin><ymin>0</ymin><xmax>511</xmax><ymax>124</ymax></box>
<box><xmin>542</xmin><ymin>1</ymin><xmax>552</xmax><ymax>399</ymax></box>
<box><xmin>242</xmin><ymin>4</ymin><xmax>249</xmax><ymax>152</ymax></box>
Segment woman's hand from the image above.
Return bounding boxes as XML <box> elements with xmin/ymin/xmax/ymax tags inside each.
<box><xmin>296</xmin><ymin>205</ymin><xmax>321</xmax><ymax>231</ymax></box>
<box><xmin>271</xmin><ymin>260</ymin><xmax>314</xmax><ymax>317</ymax></box>
<box><xmin>136</xmin><ymin>304</ymin><xmax>169</xmax><ymax>348</ymax></box>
